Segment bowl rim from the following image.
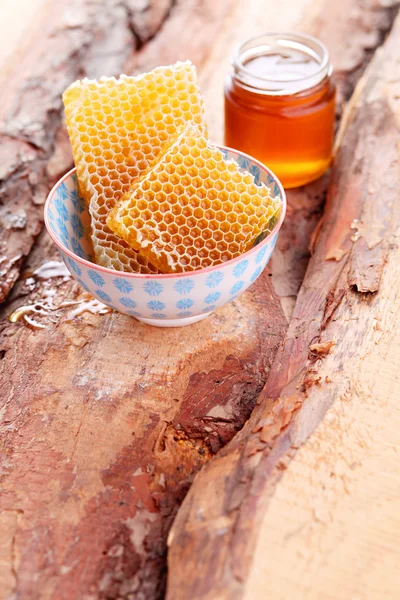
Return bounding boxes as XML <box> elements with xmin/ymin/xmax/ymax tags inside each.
<box><xmin>44</xmin><ymin>145</ymin><xmax>286</xmax><ymax>279</ymax></box>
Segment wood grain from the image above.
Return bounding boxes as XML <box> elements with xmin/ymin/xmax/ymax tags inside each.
<box><xmin>167</xmin><ymin>10</ymin><xmax>400</xmax><ymax>600</ymax></box>
<box><xmin>0</xmin><ymin>0</ymin><xmax>173</xmax><ymax>303</ymax></box>
<box><xmin>1</xmin><ymin>0</ymin><xmax>399</xmax><ymax>598</ymax></box>
<box><xmin>245</xmin><ymin>20</ymin><xmax>400</xmax><ymax>595</ymax></box>
<box><xmin>273</xmin><ymin>0</ymin><xmax>400</xmax><ymax>319</ymax></box>
<box><xmin>0</xmin><ymin>2</ymin><xmax>289</xmax><ymax>598</ymax></box>
<box><xmin>0</xmin><ymin>232</ymin><xmax>286</xmax><ymax>599</ymax></box>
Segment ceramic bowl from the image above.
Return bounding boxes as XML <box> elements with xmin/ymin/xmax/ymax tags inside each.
<box><xmin>44</xmin><ymin>146</ymin><xmax>286</xmax><ymax>327</ymax></box>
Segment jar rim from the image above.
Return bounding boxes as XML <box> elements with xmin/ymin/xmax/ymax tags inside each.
<box><xmin>233</xmin><ymin>32</ymin><xmax>332</xmax><ymax>96</ymax></box>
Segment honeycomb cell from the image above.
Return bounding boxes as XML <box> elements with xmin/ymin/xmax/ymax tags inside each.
<box><xmin>107</xmin><ymin>127</ymin><xmax>282</xmax><ymax>273</ymax></box>
<box><xmin>63</xmin><ymin>61</ymin><xmax>206</xmax><ymax>273</ymax></box>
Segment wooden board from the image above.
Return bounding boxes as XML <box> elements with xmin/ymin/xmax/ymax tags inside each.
<box><xmin>167</xmin><ymin>9</ymin><xmax>400</xmax><ymax>600</ymax></box>
<box><xmin>1</xmin><ymin>0</ymin><xmax>399</xmax><ymax>599</ymax></box>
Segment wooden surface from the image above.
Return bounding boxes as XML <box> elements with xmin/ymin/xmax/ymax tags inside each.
<box><xmin>0</xmin><ymin>246</ymin><xmax>285</xmax><ymax>599</ymax></box>
<box><xmin>167</xmin><ymin>7</ymin><xmax>400</xmax><ymax>600</ymax></box>
<box><xmin>0</xmin><ymin>0</ymin><xmax>173</xmax><ymax>303</ymax></box>
<box><xmin>0</xmin><ymin>1</ymin><xmax>399</xmax><ymax>599</ymax></box>
<box><xmin>0</xmin><ymin>2</ymin><xmax>289</xmax><ymax>598</ymax></box>
<box><xmin>245</xmin><ymin>20</ymin><xmax>400</xmax><ymax>597</ymax></box>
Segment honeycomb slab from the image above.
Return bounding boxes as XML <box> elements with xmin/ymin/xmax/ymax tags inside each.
<box><xmin>107</xmin><ymin>127</ymin><xmax>281</xmax><ymax>273</ymax></box>
<box><xmin>63</xmin><ymin>61</ymin><xmax>206</xmax><ymax>273</ymax></box>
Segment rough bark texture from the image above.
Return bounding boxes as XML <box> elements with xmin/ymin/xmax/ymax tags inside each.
<box><xmin>0</xmin><ymin>0</ymin><xmax>173</xmax><ymax>303</ymax></box>
<box><xmin>167</xmin><ymin>12</ymin><xmax>400</xmax><ymax>600</ymax></box>
<box><xmin>0</xmin><ymin>4</ymin><xmax>286</xmax><ymax>599</ymax></box>
<box><xmin>1</xmin><ymin>0</ymin><xmax>396</xmax><ymax>307</ymax></box>
<box><xmin>272</xmin><ymin>0</ymin><xmax>400</xmax><ymax>319</ymax></box>
<box><xmin>0</xmin><ymin>232</ymin><xmax>286</xmax><ymax>599</ymax></box>
<box><xmin>1</xmin><ymin>0</ymin><xmax>400</xmax><ymax>599</ymax></box>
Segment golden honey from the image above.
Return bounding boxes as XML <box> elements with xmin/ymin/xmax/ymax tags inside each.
<box><xmin>63</xmin><ymin>61</ymin><xmax>206</xmax><ymax>273</ymax></box>
<box><xmin>224</xmin><ymin>33</ymin><xmax>336</xmax><ymax>188</ymax></box>
<box><xmin>107</xmin><ymin>125</ymin><xmax>281</xmax><ymax>273</ymax></box>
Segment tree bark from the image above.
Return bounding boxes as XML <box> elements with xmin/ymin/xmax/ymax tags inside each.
<box><xmin>0</xmin><ymin>3</ymin><xmax>286</xmax><ymax>599</ymax></box>
<box><xmin>0</xmin><ymin>0</ymin><xmax>173</xmax><ymax>303</ymax></box>
<box><xmin>167</xmin><ymin>10</ymin><xmax>400</xmax><ymax>600</ymax></box>
<box><xmin>1</xmin><ymin>1</ymin><xmax>399</xmax><ymax>599</ymax></box>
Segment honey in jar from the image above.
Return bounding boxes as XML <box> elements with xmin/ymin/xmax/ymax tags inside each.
<box><xmin>224</xmin><ymin>33</ymin><xmax>336</xmax><ymax>188</ymax></box>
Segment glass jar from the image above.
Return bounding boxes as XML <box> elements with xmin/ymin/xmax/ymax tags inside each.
<box><xmin>224</xmin><ymin>33</ymin><xmax>336</xmax><ymax>188</ymax></box>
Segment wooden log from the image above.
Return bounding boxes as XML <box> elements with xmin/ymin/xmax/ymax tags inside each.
<box><xmin>1</xmin><ymin>3</ymin><xmax>288</xmax><ymax>599</ymax></box>
<box><xmin>167</xmin><ymin>10</ymin><xmax>400</xmax><ymax>600</ymax></box>
<box><xmin>0</xmin><ymin>235</ymin><xmax>286</xmax><ymax>599</ymax></box>
<box><xmin>1</xmin><ymin>1</ymin><xmax>398</xmax><ymax>599</ymax></box>
<box><xmin>0</xmin><ymin>0</ymin><xmax>395</xmax><ymax>307</ymax></box>
<box><xmin>0</xmin><ymin>0</ymin><xmax>173</xmax><ymax>303</ymax></box>
<box><xmin>272</xmin><ymin>0</ymin><xmax>400</xmax><ymax>319</ymax></box>
<box><xmin>135</xmin><ymin>0</ymin><xmax>400</xmax><ymax>320</ymax></box>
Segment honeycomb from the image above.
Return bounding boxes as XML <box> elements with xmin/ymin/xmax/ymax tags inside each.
<box><xmin>63</xmin><ymin>61</ymin><xmax>206</xmax><ymax>273</ymax></box>
<box><xmin>107</xmin><ymin>126</ymin><xmax>281</xmax><ymax>273</ymax></box>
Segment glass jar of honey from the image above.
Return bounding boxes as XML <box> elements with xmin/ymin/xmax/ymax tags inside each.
<box><xmin>224</xmin><ymin>33</ymin><xmax>336</xmax><ymax>188</ymax></box>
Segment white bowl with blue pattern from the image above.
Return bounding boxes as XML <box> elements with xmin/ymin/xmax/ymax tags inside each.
<box><xmin>44</xmin><ymin>146</ymin><xmax>286</xmax><ymax>327</ymax></box>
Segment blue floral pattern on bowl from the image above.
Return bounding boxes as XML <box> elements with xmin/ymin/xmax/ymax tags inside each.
<box><xmin>45</xmin><ymin>147</ymin><xmax>285</xmax><ymax>327</ymax></box>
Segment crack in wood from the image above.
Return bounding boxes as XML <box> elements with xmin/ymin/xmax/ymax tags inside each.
<box><xmin>121</xmin><ymin>0</ymin><xmax>176</xmax><ymax>51</ymax></box>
